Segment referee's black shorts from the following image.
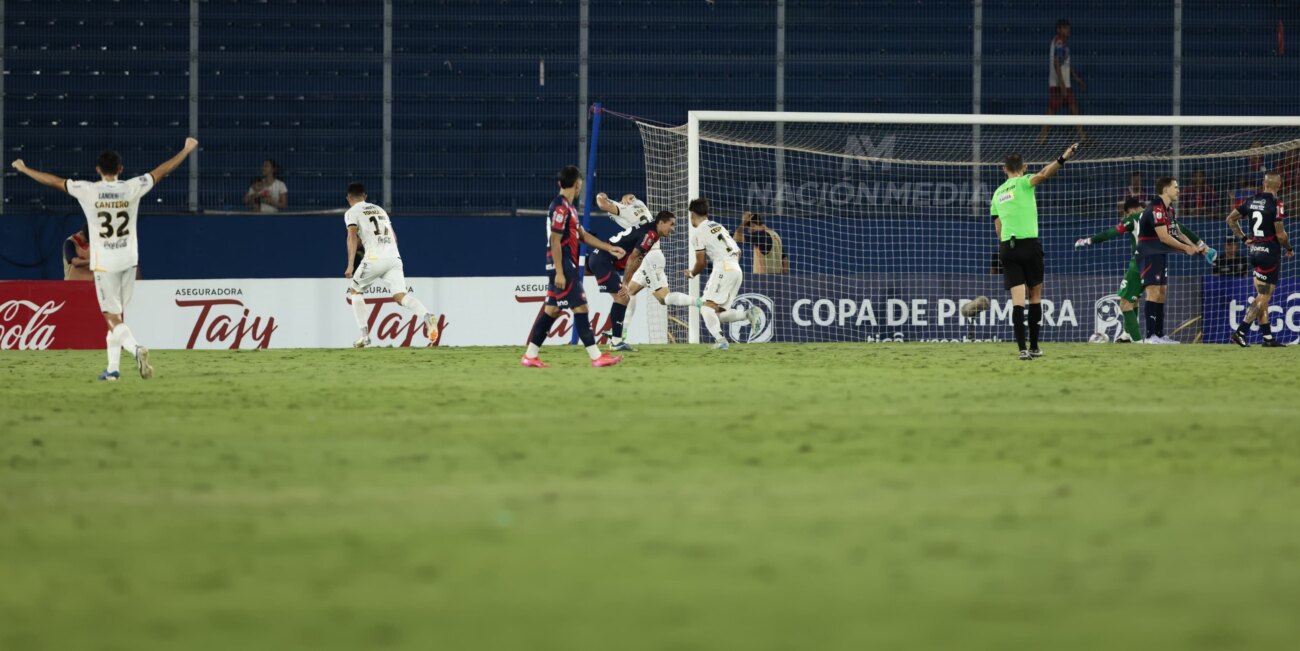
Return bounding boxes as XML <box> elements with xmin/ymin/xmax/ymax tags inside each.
<box><xmin>999</xmin><ymin>237</ymin><xmax>1044</xmax><ymax>290</ymax></box>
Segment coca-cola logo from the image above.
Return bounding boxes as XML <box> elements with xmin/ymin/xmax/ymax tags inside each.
<box><xmin>178</xmin><ymin>299</ymin><xmax>278</xmax><ymax>349</ymax></box>
<box><xmin>0</xmin><ymin>299</ymin><xmax>63</xmax><ymax>350</ymax></box>
<box><xmin>352</xmin><ymin>296</ymin><xmax>449</xmax><ymax>347</ymax></box>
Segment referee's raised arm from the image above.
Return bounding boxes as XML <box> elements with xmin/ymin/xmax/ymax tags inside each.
<box><xmin>1030</xmin><ymin>142</ymin><xmax>1080</xmax><ymax>186</ymax></box>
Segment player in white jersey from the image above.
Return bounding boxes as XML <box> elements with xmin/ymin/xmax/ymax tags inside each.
<box><xmin>11</xmin><ymin>138</ymin><xmax>198</xmax><ymax>381</ymax></box>
<box><xmin>594</xmin><ymin>192</ymin><xmax>681</xmax><ymax>350</ymax></box>
<box><xmin>343</xmin><ymin>183</ymin><xmax>438</xmax><ymax>348</ymax></box>
<box><xmin>685</xmin><ymin>198</ymin><xmax>761</xmax><ymax>350</ymax></box>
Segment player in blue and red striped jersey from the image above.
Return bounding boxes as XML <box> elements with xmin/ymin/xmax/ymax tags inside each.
<box><xmin>1135</xmin><ymin>176</ymin><xmax>1203</xmax><ymax>344</ymax></box>
<box><xmin>521</xmin><ymin>165</ymin><xmax>627</xmax><ymax>368</ymax></box>
<box><xmin>1227</xmin><ymin>171</ymin><xmax>1294</xmax><ymax>347</ymax></box>
<box><xmin>588</xmin><ymin>209</ymin><xmax>688</xmax><ymax>352</ymax></box>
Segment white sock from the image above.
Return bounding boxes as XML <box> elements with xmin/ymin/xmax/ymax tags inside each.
<box><xmin>105</xmin><ymin>330</ymin><xmax>122</xmax><ymax>374</ymax></box>
<box><xmin>665</xmin><ymin>292</ymin><xmax>694</xmax><ymax>307</ymax></box>
<box><xmin>525</xmin><ymin>343</ymin><xmax>541</xmax><ymax>358</ymax></box>
<box><xmin>350</xmin><ymin>293</ymin><xmax>369</xmax><ymax>334</ymax></box>
<box><xmin>113</xmin><ymin>324</ymin><xmax>139</xmax><ymax>358</ymax></box>
<box><xmin>701</xmin><ymin>309</ymin><xmax>725</xmax><ymax>343</ymax></box>
<box><xmin>586</xmin><ymin>345</ymin><xmax>603</xmax><ymax>361</ymax></box>
<box><xmin>624</xmin><ymin>294</ymin><xmax>638</xmax><ymax>338</ymax></box>
<box><xmin>398</xmin><ymin>294</ymin><xmax>430</xmax><ymax>321</ymax></box>
<box><xmin>719</xmin><ymin>308</ymin><xmax>747</xmax><ymax>323</ymax></box>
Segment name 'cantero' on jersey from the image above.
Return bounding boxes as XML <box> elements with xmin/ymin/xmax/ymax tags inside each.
<box><xmin>95</xmin><ymin>200</ymin><xmax>131</xmax><ymax>209</ymax></box>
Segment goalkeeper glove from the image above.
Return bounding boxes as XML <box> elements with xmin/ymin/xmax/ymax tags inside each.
<box><xmin>1203</xmin><ymin>246</ymin><xmax>1218</xmax><ymax>266</ymax></box>
<box><xmin>1074</xmin><ymin>237</ymin><xmax>1092</xmax><ymax>248</ymax></box>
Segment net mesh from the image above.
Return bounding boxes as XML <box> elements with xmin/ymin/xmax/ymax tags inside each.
<box><xmin>636</xmin><ymin>117</ymin><xmax>1300</xmax><ymax>345</ymax></box>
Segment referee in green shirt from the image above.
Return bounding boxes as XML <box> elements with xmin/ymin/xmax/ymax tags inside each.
<box><xmin>990</xmin><ymin>142</ymin><xmax>1079</xmax><ymax>360</ymax></box>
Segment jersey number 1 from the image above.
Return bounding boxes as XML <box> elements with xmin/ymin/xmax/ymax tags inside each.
<box><xmin>97</xmin><ymin>211</ymin><xmax>130</xmax><ymax>238</ymax></box>
<box><xmin>368</xmin><ymin>216</ymin><xmax>389</xmax><ymax>237</ymax></box>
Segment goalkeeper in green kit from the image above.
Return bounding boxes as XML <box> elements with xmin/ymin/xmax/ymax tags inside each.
<box><xmin>1075</xmin><ymin>196</ymin><xmax>1216</xmax><ymax>342</ymax></box>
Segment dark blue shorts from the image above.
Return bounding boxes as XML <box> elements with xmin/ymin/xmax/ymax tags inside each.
<box><xmin>586</xmin><ymin>251</ymin><xmax>622</xmax><ymax>294</ymax></box>
<box><xmin>1139</xmin><ymin>253</ymin><xmax>1167</xmax><ymax>287</ymax></box>
<box><xmin>1249</xmin><ymin>241</ymin><xmax>1281</xmax><ymax>285</ymax></box>
<box><xmin>545</xmin><ymin>264</ymin><xmax>586</xmax><ymax>309</ymax></box>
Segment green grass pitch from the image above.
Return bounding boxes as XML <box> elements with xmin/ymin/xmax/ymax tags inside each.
<box><xmin>2</xmin><ymin>343</ymin><xmax>1299</xmax><ymax>650</ymax></box>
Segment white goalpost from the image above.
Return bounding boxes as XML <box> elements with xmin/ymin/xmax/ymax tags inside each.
<box><xmin>634</xmin><ymin>112</ymin><xmax>1300</xmax><ymax>345</ymax></box>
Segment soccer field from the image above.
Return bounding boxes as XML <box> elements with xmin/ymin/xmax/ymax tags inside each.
<box><xmin>2</xmin><ymin>344</ymin><xmax>1299</xmax><ymax>650</ymax></box>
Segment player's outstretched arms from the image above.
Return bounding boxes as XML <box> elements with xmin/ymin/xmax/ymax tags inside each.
<box><xmin>10</xmin><ymin>160</ymin><xmax>69</xmax><ymax>192</ymax></box>
<box><xmin>580</xmin><ymin>228</ymin><xmax>625</xmax><ymax>259</ymax></box>
<box><xmin>595</xmin><ymin>192</ymin><xmax>621</xmax><ymax>215</ymax></box>
<box><xmin>1030</xmin><ymin>142</ymin><xmax>1079</xmax><ymax>187</ymax></box>
<box><xmin>149</xmin><ymin>137</ymin><xmax>199</xmax><ymax>184</ymax></box>
<box><xmin>1074</xmin><ymin>237</ymin><xmax>1093</xmax><ymax>248</ymax></box>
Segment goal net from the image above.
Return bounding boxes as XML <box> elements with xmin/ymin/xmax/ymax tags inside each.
<box><xmin>632</xmin><ymin>113</ymin><xmax>1300</xmax><ymax>345</ymax></box>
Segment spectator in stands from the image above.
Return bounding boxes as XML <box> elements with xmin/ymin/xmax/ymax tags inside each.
<box><xmin>1246</xmin><ymin>140</ymin><xmax>1270</xmax><ymax>176</ymax></box>
<box><xmin>1277</xmin><ymin>146</ymin><xmax>1300</xmax><ymax>204</ymax></box>
<box><xmin>1234</xmin><ymin>176</ymin><xmax>1258</xmax><ymax>206</ymax></box>
<box><xmin>1118</xmin><ymin>171</ymin><xmax>1147</xmax><ymax>210</ymax></box>
<box><xmin>1181</xmin><ymin>169</ymin><xmax>1219</xmax><ymax>217</ymax></box>
<box><xmin>243</xmin><ymin>159</ymin><xmax>288</xmax><ymax>212</ymax></box>
<box><xmin>62</xmin><ymin>225</ymin><xmax>93</xmax><ymax>281</ymax></box>
<box><xmin>1212</xmin><ymin>237</ymin><xmax>1249</xmax><ymax>277</ymax></box>
<box><xmin>1038</xmin><ymin>18</ymin><xmax>1086</xmax><ymax>145</ymax></box>
<box><xmin>734</xmin><ymin>212</ymin><xmax>788</xmax><ymax>274</ymax></box>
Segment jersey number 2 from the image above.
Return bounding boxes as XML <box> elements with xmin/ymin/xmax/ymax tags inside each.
<box><xmin>97</xmin><ymin>211</ymin><xmax>130</xmax><ymax>238</ymax></box>
<box><xmin>1251</xmin><ymin>211</ymin><xmax>1265</xmax><ymax>237</ymax></box>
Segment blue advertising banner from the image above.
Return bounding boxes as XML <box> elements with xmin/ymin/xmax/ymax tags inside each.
<box><xmin>720</xmin><ymin>274</ymin><xmax>1203</xmax><ymax>344</ymax></box>
<box><xmin>1201</xmin><ymin>276</ymin><xmax>1300</xmax><ymax>345</ymax></box>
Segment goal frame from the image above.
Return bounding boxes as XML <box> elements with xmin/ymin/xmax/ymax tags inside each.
<box><xmin>683</xmin><ymin>111</ymin><xmax>1300</xmax><ymax>343</ymax></box>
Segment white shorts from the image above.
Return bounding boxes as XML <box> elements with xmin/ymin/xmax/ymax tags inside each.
<box><xmin>631</xmin><ymin>249</ymin><xmax>668</xmax><ymax>293</ymax></box>
<box><xmin>702</xmin><ymin>263</ymin><xmax>742</xmax><ymax>308</ymax></box>
<box><xmin>351</xmin><ymin>257</ymin><xmax>407</xmax><ymax>294</ymax></box>
<box><xmin>94</xmin><ymin>268</ymin><xmax>136</xmax><ymax>314</ymax></box>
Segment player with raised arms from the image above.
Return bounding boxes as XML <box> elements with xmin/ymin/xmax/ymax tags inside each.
<box><xmin>1135</xmin><ymin>176</ymin><xmax>1202</xmax><ymax>344</ymax></box>
<box><xmin>990</xmin><ymin>143</ymin><xmax>1078</xmax><ymax>360</ymax></box>
<box><xmin>11</xmin><ymin>138</ymin><xmax>198</xmax><ymax>380</ymax></box>
<box><xmin>521</xmin><ymin>165</ymin><xmax>627</xmax><ymax>368</ymax></box>
<box><xmin>1226</xmin><ymin>171</ymin><xmax>1293</xmax><ymax>347</ymax></box>
<box><xmin>685</xmin><ymin>198</ymin><xmax>762</xmax><ymax>350</ymax></box>
<box><xmin>343</xmin><ymin>183</ymin><xmax>438</xmax><ymax>348</ymax></box>
<box><xmin>1076</xmin><ymin>197</ymin><xmax>1215</xmax><ymax>343</ymax></box>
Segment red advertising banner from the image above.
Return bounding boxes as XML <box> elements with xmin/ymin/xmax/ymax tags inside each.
<box><xmin>0</xmin><ymin>281</ymin><xmax>108</xmax><ymax>350</ymax></box>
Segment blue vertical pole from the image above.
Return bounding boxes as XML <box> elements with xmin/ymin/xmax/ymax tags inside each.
<box><xmin>573</xmin><ymin>102</ymin><xmax>603</xmax><ymax>344</ymax></box>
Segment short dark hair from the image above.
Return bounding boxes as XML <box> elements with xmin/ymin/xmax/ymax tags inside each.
<box><xmin>688</xmin><ymin>197</ymin><xmax>710</xmax><ymax>216</ymax></box>
<box><xmin>1155</xmin><ymin>176</ymin><xmax>1177</xmax><ymax>195</ymax></box>
<box><xmin>1122</xmin><ymin>197</ymin><xmax>1142</xmax><ymax>211</ymax></box>
<box><xmin>347</xmin><ymin>182</ymin><xmax>366</xmax><ymax>197</ymax></box>
<box><xmin>749</xmin><ymin>213</ymin><xmax>765</xmax><ymax>226</ymax></box>
<box><xmin>97</xmin><ymin>151</ymin><xmax>122</xmax><ymax>174</ymax></box>
<box><xmin>1003</xmin><ymin>154</ymin><xmax>1024</xmax><ymax>173</ymax></box>
<box><xmin>655</xmin><ymin>210</ymin><xmax>675</xmax><ymax>224</ymax></box>
<box><xmin>557</xmin><ymin>165</ymin><xmax>582</xmax><ymax>189</ymax></box>
<box><xmin>1056</xmin><ymin>18</ymin><xmax>1070</xmax><ymax>30</ymax></box>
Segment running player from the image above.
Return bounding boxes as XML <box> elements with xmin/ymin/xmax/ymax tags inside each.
<box><xmin>685</xmin><ymin>198</ymin><xmax>761</xmax><ymax>350</ymax></box>
<box><xmin>1135</xmin><ymin>176</ymin><xmax>1202</xmax><ymax>344</ymax></box>
<box><xmin>343</xmin><ymin>183</ymin><xmax>438</xmax><ymax>348</ymax></box>
<box><xmin>521</xmin><ymin>165</ymin><xmax>626</xmax><ymax>368</ymax></box>
<box><xmin>1226</xmin><ymin>171</ymin><xmax>1294</xmax><ymax>347</ymax></box>
<box><xmin>990</xmin><ymin>143</ymin><xmax>1078</xmax><ymax>360</ymax></box>
<box><xmin>1076</xmin><ymin>197</ymin><xmax>1215</xmax><ymax>342</ymax></box>
<box><xmin>11</xmin><ymin>138</ymin><xmax>198</xmax><ymax>380</ymax></box>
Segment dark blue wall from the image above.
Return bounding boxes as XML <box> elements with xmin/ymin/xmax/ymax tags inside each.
<box><xmin>1</xmin><ymin>210</ymin><xmax>1235</xmax><ymax>283</ymax></box>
